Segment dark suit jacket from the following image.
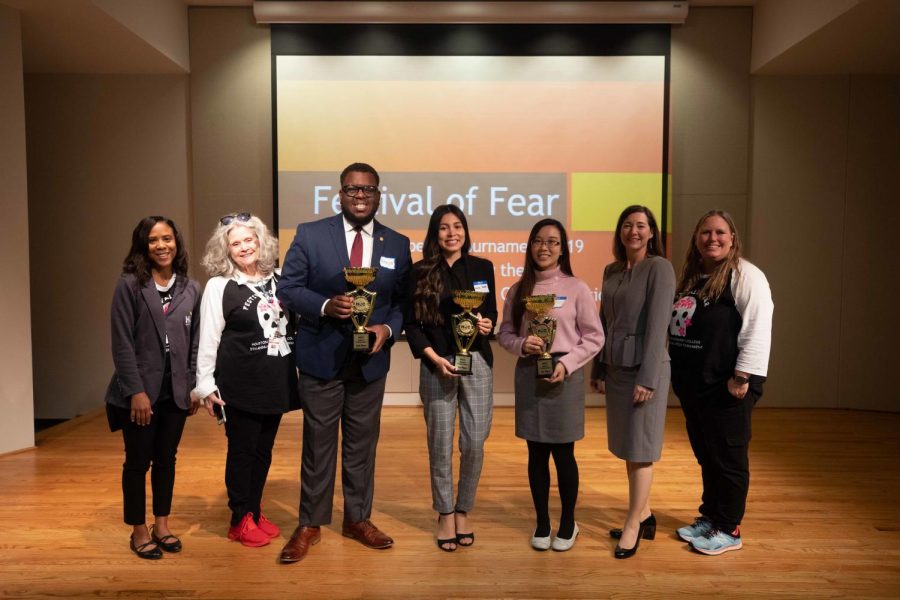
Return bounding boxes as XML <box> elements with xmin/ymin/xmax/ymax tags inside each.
<box><xmin>404</xmin><ymin>254</ymin><xmax>498</xmax><ymax>369</ymax></box>
<box><xmin>277</xmin><ymin>214</ymin><xmax>411</xmax><ymax>382</ymax></box>
<box><xmin>105</xmin><ymin>273</ymin><xmax>202</xmax><ymax>410</ymax></box>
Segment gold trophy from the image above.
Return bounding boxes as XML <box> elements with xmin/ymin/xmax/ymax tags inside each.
<box><xmin>451</xmin><ymin>290</ymin><xmax>487</xmax><ymax>375</ymax></box>
<box><xmin>524</xmin><ymin>294</ymin><xmax>557</xmax><ymax>378</ymax></box>
<box><xmin>344</xmin><ymin>267</ymin><xmax>378</xmax><ymax>351</ymax></box>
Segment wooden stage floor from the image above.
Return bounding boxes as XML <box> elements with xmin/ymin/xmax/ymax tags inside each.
<box><xmin>2</xmin><ymin>406</ymin><xmax>900</xmax><ymax>599</ymax></box>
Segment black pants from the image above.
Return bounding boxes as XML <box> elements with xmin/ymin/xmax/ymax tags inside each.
<box><xmin>678</xmin><ymin>383</ymin><xmax>760</xmax><ymax>532</ymax></box>
<box><xmin>526</xmin><ymin>441</ymin><xmax>578</xmax><ymax>538</ymax></box>
<box><xmin>224</xmin><ymin>405</ymin><xmax>282</xmax><ymax>526</ymax></box>
<box><xmin>116</xmin><ymin>391</ymin><xmax>188</xmax><ymax>526</ymax></box>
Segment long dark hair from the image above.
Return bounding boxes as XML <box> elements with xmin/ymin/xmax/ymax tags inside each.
<box><xmin>677</xmin><ymin>209</ymin><xmax>743</xmax><ymax>302</ymax></box>
<box><xmin>509</xmin><ymin>218</ymin><xmax>573</xmax><ymax>331</ymax></box>
<box><xmin>122</xmin><ymin>216</ymin><xmax>188</xmax><ymax>285</ymax></box>
<box><xmin>612</xmin><ymin>205</ymin><xmax>664</xmax><ymax>262</ymax></box>
<box><xmin>413</xmin><ymin>204</ymin><xmax>472</xmax><ymax>325</ymax></box>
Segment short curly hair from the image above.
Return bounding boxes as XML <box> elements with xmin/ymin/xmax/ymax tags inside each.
<box><xmin>200</xmin><ymin>214</ymin><xmax>279</xmax><ymax>278</ymax></box>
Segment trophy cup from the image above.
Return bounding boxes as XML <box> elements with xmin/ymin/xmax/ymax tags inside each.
<box><xmin>343</xmin><ymin>267</ymin><xmax>378</xmax><ymax>351</ymax></box>
<box><xmin>524</xmin><ymin>294</ymin><xmax>557</xmax><ymax>378</ymax></box>
<box><xmin>450</xmin><ymin>290</ymin><xmax>487</xmax><ymax>375</ymax></box>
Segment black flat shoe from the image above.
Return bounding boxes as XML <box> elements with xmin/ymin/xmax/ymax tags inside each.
<box><xmin>130</xmin><ymin>535</ymin><xmax>163</xmax><ymax>560</ymax></box>
<box><xmin>614</xmin><ymin>515</ymin><xmax>656</xmax><ymax>559</ymax></box>
<box><xmin>609</xmin><ymin>514</ymin><xmax>657</xmax><ymax>540</ymax></box>
<box><xmin>150</xmin><ymin>525</ymin><xmax>183</xmax><ymax>553</ymax></box>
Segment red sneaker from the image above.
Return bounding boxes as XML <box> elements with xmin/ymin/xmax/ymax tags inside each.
<box><xmin>227</xmin><ymin>523</ymin><xmax>240</xmax><ymax>541</ymax></box>
<box><xmin>257</xmin><ymin>514</ymin><xmax>281</xmax><ymax>539</ymax></box>
<box><xmin>229</xmin><ymin>513</ymin><xmax>270</xmax><ymax>547</ymax></box>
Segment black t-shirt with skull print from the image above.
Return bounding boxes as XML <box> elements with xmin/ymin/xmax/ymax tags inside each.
<box><xmin>214</xmin><ymin>273</ymin><xmax>299</xmax><ymax>414</ymax></box>
<box><xmin>668</xmin><ymin>270</ymin><xmax>742</xmax><ymax>396</ymax></box>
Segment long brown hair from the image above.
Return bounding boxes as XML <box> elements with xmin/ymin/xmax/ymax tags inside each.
<box><xmin>413</xmin><ymin>205</ymin><xmax>472</xmax><ymax>325</ymax></box>
<box><xmin>509</xmin><ymin>219</ymin><xmax>573</xmax><ymax>331</ymax></box>
<box><xmin>677</xmin><ymin>210</ymin><xmax>743</xmax><ymax>301</ymax></box>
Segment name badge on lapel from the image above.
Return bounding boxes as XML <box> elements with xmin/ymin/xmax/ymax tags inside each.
<box><xmin>380</xmin><ymin>256</ymin><xmax>396</xmax><ymax>270</ymax></box>
<box><xmin>473</xmin><ymin>280</ymin><xmax>490</xmax><ymax>294</ymax></box>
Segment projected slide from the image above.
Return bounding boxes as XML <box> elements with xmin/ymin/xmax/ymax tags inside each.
<box><xmin>276</xmin><ymin>55</ymin><xmax>666</xmax><ymax>304</ymax></box>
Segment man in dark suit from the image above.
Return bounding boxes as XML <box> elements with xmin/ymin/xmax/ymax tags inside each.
<box><xmin>276</xmin><ymin>162</ymin><xmax>411</xmax><ymax>563</ymax></box>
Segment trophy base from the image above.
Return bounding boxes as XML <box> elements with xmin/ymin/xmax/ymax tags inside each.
<box><xmin>352</xmin><ymin>331</ymin><xmax>373</xmax><ymax>352</ymax></box>
<box><xmin>453</xmin><ymin>353</ymin><xmax>473</xmax><ymax>375</ymax></box>
<box><xmin>536</xmin><ymin>356</ymin><xmax>556</xmax><ymax>378</ymax></box>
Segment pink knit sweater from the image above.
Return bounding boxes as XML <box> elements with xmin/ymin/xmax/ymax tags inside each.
<box><xmin>498</xmin><ymin>266</ymin><xmax>605</xmax><ymax>375</ymax></box>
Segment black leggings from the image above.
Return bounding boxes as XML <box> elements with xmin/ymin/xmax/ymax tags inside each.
<box><xmin>527</xmin><ymin>440</ymin><xmax>578</xmax><ymax>538</ymax></box>
<box><xmin>116</xmin><ymin>391</ymin><xmax>188</xmax><ymax>526</ymax></box>
<box><xmin>223</xmin><ymin>405</ymin><xmax>282</xmax><ymax>526</ymax></box>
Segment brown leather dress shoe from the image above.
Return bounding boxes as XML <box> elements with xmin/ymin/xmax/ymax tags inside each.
<box><xmin>341</xmin><ymin>519</ymin><xmax>393</xmax><ymax>549</ymax></box>
<box><xmin>279</xmin><ymin>525</ymin><xmax>321</xmax><ymax>563</ymax></box>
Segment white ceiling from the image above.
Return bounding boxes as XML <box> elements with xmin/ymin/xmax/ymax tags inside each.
<box><xmin>6</xmin><ymin>0</ymin><xmax>900</xmax><ymax>75</ymax></box>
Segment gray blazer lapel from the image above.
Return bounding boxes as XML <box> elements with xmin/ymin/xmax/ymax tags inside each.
<box><xmin>140</xmin><ymin>281</ymin><xmax>166</xmax><ymax>345</ymax></box>
<box><xmin>166</xmin><ymin>277</ymin><xmax>187</xmax><ymax>316</ymax></box>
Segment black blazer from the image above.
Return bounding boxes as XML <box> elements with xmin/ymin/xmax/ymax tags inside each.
<box><xmin>105</xmin><ymin>273</ymin><xmax>202</xmax><ymax>411</ymax></box>
<box><xmin>404</xmin><ymin>254</ymin><xmax>498</xmax><ymax>369</ymax></box>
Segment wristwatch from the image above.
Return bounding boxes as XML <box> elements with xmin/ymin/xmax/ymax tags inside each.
<box><xmin>733</xmin><ymin>374</ymin><xmax>749</xmax><ymax>385</ymax></box>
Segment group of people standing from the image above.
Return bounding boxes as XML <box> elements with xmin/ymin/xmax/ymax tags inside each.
<box><xmin>105</xmin><ymin>162</ymin><xmax>773</xmax><ymax>563</ymax></box>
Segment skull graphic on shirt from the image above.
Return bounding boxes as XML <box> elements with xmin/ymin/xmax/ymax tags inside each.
<box><xmin>670</xmin><ymin>296</ymin><xmax>697</xmax><ymax>337</ymax></box>
<box><xmin>257</xmin><ymin>298</ymin><xmax>287</xmax><ymax>339</ymax></box>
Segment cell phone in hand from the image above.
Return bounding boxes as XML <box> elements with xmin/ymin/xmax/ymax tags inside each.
<box><xmin>213</xmin><ymin>402</ymin><xmax>226</xmax><ymax>425</ymax></box>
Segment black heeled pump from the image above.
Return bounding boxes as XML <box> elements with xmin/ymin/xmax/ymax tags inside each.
<box><xmin>614</xmin><ymin>514</ymin><xmax>657</xmax><ymax>559</ymax></box>
<box><xmin>608</xmin><ymin>513</ymin><xmax>657</xmax><ymax>540</ymax></box>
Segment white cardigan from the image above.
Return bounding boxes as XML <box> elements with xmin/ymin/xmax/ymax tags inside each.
<box><xmin>732</xmin><ymin>258</ymin><xmax>774</xmax><ymax>377</ymax></box>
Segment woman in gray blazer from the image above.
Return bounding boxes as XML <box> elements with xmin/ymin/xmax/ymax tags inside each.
<box><xmin>106</xmin><ymin>216</ymin><xmax>202</xmax><ymax>560</ymax></box>
<box><xmin>590</xmin><ymin>206</ymin><xmax>675</xmax><ymax>559</ymax></box>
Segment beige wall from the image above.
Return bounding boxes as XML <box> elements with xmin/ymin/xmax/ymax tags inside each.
<box><xmin>839</xmin><ymin>76</ymin><xmax>900</xmax><ymax>411</ymax></box>
<box><xmin>670</xmin><ymin>8</ymin><xmax>753</xmax><ymax>264</ymax></box>
<box><xmin>751</xmin><ymin>74</ymin><xmax>900</xmax><ymax>411</ymax></box>
<box><xmin>189</xmin><ymin>7</ymin><xmax>272</xmax><ymax>279</ymax></box>
<box><xmin>751</xmin><ymin>0</ymin><xmax>860</xmax><ymax>72</ymax></box>
<box><xmin>750</xmin><ymin>76</ymin><xmax>849</xmax><ymax>408</ymax></box>
<box><xmin>94</xmin><ymin>0</ymin><xmax>191</xmax><ymax>72</ymax></box>
<box><xmin>25</xmin><ymin>74</ymin><xmax>191</xmax><ymax>419</ymax></box>
<box><xmin>0</xmin><ymin>5</ymin><xmax>35</xmax><ymax>453</ymax></box>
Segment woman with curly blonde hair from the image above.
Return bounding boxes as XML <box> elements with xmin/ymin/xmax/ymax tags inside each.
<box><xmin>194</xmin><ymin>212</ymin><xmax>300</xmax><ymax>548</ymax></box>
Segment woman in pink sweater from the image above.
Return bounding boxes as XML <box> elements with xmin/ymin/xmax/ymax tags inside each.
<box><xmin>498</xmin><ymin>218</ymin><xmax>604</xmax><ymax>552</ymax></box>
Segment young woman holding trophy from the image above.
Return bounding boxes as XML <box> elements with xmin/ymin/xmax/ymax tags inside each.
<box><xmin>498</xmin><ymin>218</ymin><xmax>604</xmax><ymax>552</ymax></box>
<box><xmin>405</xmin><ymin>205</ymin><xmax>497</xmax><ymax>552</ymax></box>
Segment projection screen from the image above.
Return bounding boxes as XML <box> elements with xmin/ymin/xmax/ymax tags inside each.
<box><xmin>273</xmin><ymin>25</ymin><xmax>670</xmax><ymax>308</ymax></box>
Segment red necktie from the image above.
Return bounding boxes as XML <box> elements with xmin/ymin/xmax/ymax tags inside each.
<box><xmin>349</xmin><ymin>227</ymin><xmax>363</xmax><ymax>267</ymax></box>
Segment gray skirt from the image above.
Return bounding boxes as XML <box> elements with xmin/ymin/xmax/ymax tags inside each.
<box><xmin>605</xmin><ymin>362</ymin><xmax>669</xmax><ymax>462</ymax></box>
<box><xmin>514</xmin><ymin>356</ymin><xmax>585</xmax><ymax>444</ymax></box>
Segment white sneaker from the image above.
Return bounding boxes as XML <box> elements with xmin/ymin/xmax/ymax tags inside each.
<box><xmin>531</xmin><ymin>530</ymin><xmax>552</xmax><ymax>551</ymax></box>
<box><xmin>551</xmin><ymin>523</ymin><xmax>579</xmax><ymax>552</ymax></box>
